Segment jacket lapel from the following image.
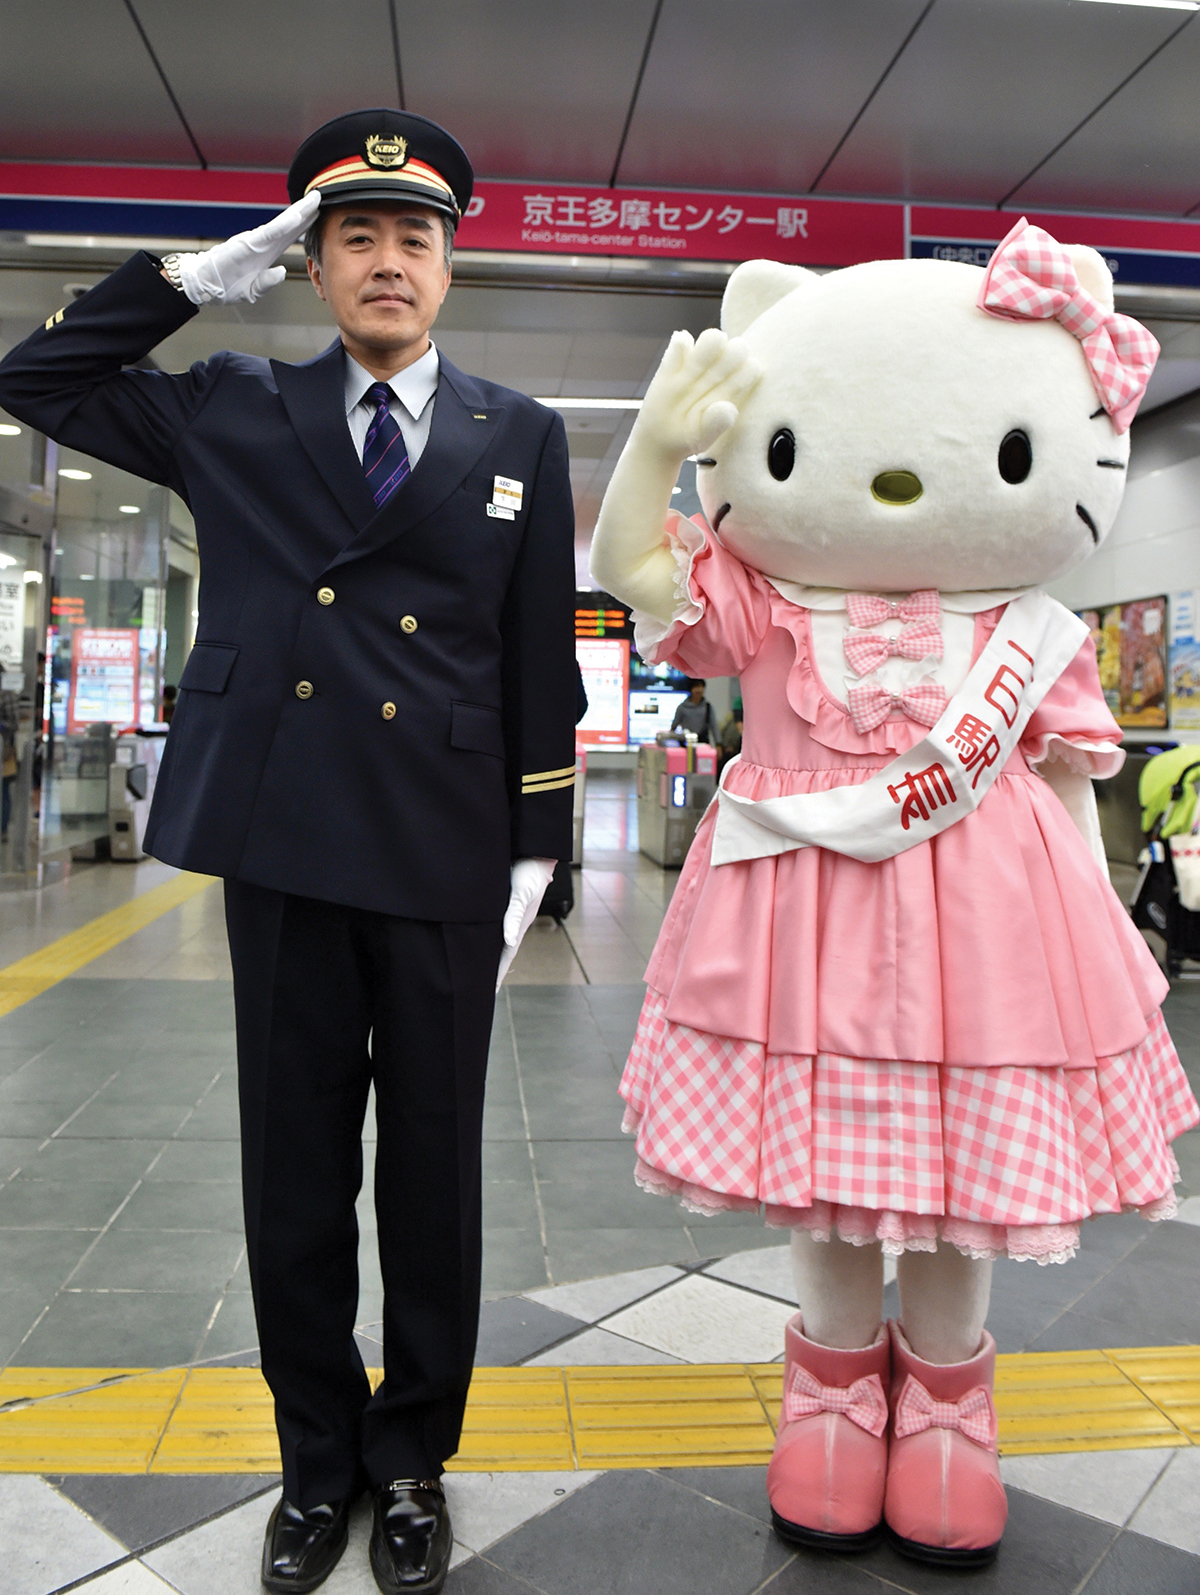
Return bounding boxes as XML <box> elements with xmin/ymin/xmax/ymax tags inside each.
<box><xmin>271</xmin><ymin>340</ymin><xmax>377</xmax><ymax>533</ymax></box>
<box><xmin>324</xmin><ymin>357</ymin><xmax>506</xmax><ymax>572</ymax></box>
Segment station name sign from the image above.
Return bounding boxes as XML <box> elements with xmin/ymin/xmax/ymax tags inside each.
<box><xmin>0</xmin><ymin>165</ymin><xmax>1197</xmax><ymax>287</ymax></box>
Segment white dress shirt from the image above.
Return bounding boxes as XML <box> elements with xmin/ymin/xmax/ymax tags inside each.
<box><xmin>344</xmin><ymin>343</ymin><xmax>440</xmax><ymax>470</ymax></box>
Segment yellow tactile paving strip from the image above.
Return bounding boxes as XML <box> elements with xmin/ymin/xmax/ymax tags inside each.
<box><xmin>1</xmin><ymin>1349</ymin><xmax>1196</xmax><ymax>1474</ymax></box>
<box><xmin>0</xmin><ymin>872</ymin><xmax>218</xmax><ymax>1018</ymax></box>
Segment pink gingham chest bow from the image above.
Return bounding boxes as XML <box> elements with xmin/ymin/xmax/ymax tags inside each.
<box><xmin>783</xmin><ymin>1366</ymin><xmax>889</xmax><ymax>1438</ymax></box>
<box><xmin>893</xmin><ymin>1374</ymin><xmax>998</xmax><ymax>1451</ymax></box>
<box><xmin>978</xmin><ymin>217</ymin><xmax>1159</xmax><ymax>433</ymax></box>
<box><xmin>846</xmin><ymin>680</ymin><xmax>948</xmax><ymax>735</ymax></box>
<box><xmin>845</xmin><ymin>590</ymin><xmax>940</xmax><ymax>629</ymax></box>
<box><xmin>844</xmin><ymin>619</ymin><xmax>943</xmax><ymax>677</ymax></box>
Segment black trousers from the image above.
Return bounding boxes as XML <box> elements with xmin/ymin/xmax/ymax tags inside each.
<box><xmin>223</xmin><ymin>881</ymin><xmax>503</xmax><ymax>1509</ymax></box>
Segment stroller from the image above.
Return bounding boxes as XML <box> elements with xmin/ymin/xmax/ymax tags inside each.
<box><xmin>1130</xmin><ymin>745</ymin><xmax>1200</xmax><ymax>976</ymax></box>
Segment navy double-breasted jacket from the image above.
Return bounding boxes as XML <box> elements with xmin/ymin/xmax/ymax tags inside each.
<box><xmin>0</xmin><ymin>252</ymin><xmax>578</xmax><ymax>920</ymax></box>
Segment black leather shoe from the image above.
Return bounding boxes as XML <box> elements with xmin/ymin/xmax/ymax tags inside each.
<box><xmin>369</xmin><ymin>1479</ymin><xmax>452</xmax><ymax>1594</ymax></box>
<box><xmin>261</xmin><ymin>1495</ymin><xmax>351</xmax><ymax>1592</ymax></box>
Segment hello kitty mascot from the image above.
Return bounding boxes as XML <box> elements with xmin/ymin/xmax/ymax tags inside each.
<box><xmin>589</xmin><ymin>220</ymin><xmax>1199</xmax><ymax>1568</ymax></box>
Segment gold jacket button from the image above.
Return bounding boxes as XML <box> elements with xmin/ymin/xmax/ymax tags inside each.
<box><xmin>295</xmin><ymin>680</ymin><xmax>314</xmax><ymax>700</ymax></box>
<box><xmin>381</xmin><ymin>701</ymin><xmax>397</xmax><ymax>720</ymax></box>
<box><xmin>317</xmin><ymin>586</ymin><xmax>335</xmax><ymax>606</ymax></box>
<box><xmin>400</xmin><ymin>615</ymin><xmax>418</xmax><ymax>635</ymax></box>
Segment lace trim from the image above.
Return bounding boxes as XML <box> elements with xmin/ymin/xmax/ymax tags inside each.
<box><xmin>1025</xmin><ymin>733</ymin><xmax>1125</xmax><ymax>779</ymax></box>
<box><xmin>630</xmin><ymin>513</ymin><xmax>707</xmax><ymax>661</ymax></box>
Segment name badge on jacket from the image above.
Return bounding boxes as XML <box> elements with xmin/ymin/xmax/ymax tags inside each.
<box><xmin>488</xmin><ymin>475</ymin><xmax>523</xmax><ymax>520</ymax></box>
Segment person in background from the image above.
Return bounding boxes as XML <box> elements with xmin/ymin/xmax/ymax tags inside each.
<box><xmin>161</xmin><ymin>683</ymin><xmax>177</xmax><ymax>725</ymax></box>
<box><xmin>0</xmin><ymin>683</ymin><xmax>18</xmax><ymax>838</ymax></box>
<box><xmin>671</xmin><ymin>677</ymin><xmax>718</xmax><ymax>743</ymax></box>
<box><xmin>718</xmin><ymin>697</ymin><xmax>744</xmax><ymax>772</ymax></box>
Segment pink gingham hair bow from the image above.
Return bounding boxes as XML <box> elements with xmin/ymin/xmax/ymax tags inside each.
<box><xmin>893</xmin><ymin>1374</ymin><xmax>998</xmax><ymax>1451</ymax></box>
<box><xmin>977</xmin><ymin>217</ymin><xmax>1159</xmax><ymax>433</ymax></box>
<box><xmin>844</xmin><ymin>619</ymin><xmax>943</xmax><ymax>677</ymax></box>
<box><xmin>784</xmin><ymin>1366</ymin><xmax>888</xmax><ymax>1438</ymax></box>
<box><xmin>846</xmin><ymin>590</ymin><xmax>940</xmax><ymax>628</ymax></box>
<box><xmin>847</xmin><ymin>680</ymin><xmax>948</xmax><ymax>735</ymax></box>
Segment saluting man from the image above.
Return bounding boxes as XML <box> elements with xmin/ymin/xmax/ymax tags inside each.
<box><xmin>0</xmin><ymin>110</ymin><xmax>576</xmax><ymax>1595</ymax></box>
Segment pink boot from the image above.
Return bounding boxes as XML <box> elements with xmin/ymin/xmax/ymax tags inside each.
<box><xmin>884</xmin><ymin>1320</ymin><xmax>1008</xmax><ymax>1566</ymax></box>
<box><xmin>767</xmin><ymin>1314</ymin><xmax>890</xmax><ymax>1552</ymax></box>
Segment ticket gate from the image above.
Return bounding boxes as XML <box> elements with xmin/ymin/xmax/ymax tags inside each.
<box><xmin>637</xmin><ymin>733</ymin><xmax>717</xmax><ymax>867</ymax></box>
<box><xmin>108</xmin><ymin>729</ymin><xmax>167</xmax><ymax>860</ymax></box>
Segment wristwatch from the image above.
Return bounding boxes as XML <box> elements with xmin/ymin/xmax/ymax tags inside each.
<box><xmin>159</xmin><ymin>253</ymin><xmax>186</xmax><ymax>293</ymax></box>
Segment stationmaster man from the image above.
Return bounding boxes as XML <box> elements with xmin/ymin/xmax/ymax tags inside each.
<box><xmin>0</xmin><ymin>109</ymin><xmax>577</xmax><ymax>1595</ymax></box>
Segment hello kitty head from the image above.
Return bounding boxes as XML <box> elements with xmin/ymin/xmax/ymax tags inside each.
<box><xmin>695</xmin><ymin>220</ymin><xmax>1159</xmax><ymax>593</ymax></box>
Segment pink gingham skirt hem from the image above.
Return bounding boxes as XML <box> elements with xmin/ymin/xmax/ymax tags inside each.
<box><xmin>621</xmin><ymin>991</ymin><xmax>1197</xmax><ymax>1265</ymax></box>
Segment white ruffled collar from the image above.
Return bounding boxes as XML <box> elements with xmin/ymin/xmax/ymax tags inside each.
<box><xmin>764</xmin><ymin>578</ymin><xmax>1036</xmax><ymax>614</ymax></box>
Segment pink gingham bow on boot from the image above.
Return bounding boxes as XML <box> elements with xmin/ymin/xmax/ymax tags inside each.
<box><xmin>784</xmin><ymin>1365</ymin><xmax>889</xmax><ymax>1438</ymax></box>
<box><xmin>977</xmin><ymin>217</ymin><xmax>1159</xmax><ymax>433</ymax></box>
<box><xmin>892</xmin><ymin>1373</ymin><xmax>998</xmax><ymax>1451</ymax></box>
<box><xmin>844</xmin><ymin>619</ymin><xmax>943</xmax><ymax>677</ymax></box>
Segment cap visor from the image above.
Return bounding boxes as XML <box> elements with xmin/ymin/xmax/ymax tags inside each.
<box><xmin>315</xmin><ymin>179</ymin><xmax>458</xmax><ymax>221</ymax></box>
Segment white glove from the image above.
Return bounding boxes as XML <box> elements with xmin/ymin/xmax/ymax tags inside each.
<box><xmin>496</xmin><ymin>857</ymin><xmax>558</xmax><ymax>989</ymax></box>
<box><xmin>173</xmin><ymin>191</ymin><xmax>321</xmax><ymax>306</ymax></box>
<box><xmin>633</xmin><ymin>326</ymin><xmax>762</xmax><ymax>459</ymax></box>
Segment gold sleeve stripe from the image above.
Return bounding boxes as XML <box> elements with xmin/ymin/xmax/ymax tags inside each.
<box><xmin>521</xmin><ymin>774</ymin><xmax>575</xmax><ymax>794</ymax></box>
<box><xmin>44</xmin><ymin>307</ymin><xmax>65</xmax><ymax>330</ymax></box>
<box><xmin>522</xmin><ymin>764</ymin><xmax>576</xmax><ymax>784</ymax></box>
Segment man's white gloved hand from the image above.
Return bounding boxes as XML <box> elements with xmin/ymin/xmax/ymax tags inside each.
<box><xmin>173</xmin><ymin>191</ymin><xmax>321</xmax><ymax>306</ymax></box>
<box><xmin>496</xmin><ymin>857</ymin><xmax>558</xmax><ymax>989</ymax></box>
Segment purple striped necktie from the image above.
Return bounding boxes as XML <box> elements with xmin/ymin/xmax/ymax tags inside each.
<box><xmin>362</xmin><ymin>381</ymin><xmax>410</xmax><ymax>507</ymax></box>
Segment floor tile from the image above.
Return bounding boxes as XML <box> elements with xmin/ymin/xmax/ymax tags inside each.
<box><xmin>656</xmin><ymin>1466</ymin><xmax>772</xmax><ymax>1527</ymax></box>
<box><xmin>0</xmin><ymin>1101</ymin><xmax>76</xmax><ymax>1137</ymax></box>
<box><xmin>49</xmin><ymin>1473</ymin><xmax>279</xmax><ymax>1555</ymax></box>
<box><xmin>0</xmin><ymin>1138</ymin><xmax>45</xmax><ymax>1178</ymax></box>
<box><xmin>703</xmin><ymin>1246</ymin><xmax>794</xmax><ymax>1303</ymax></box>
<box><xmin>1080</xmin><ymin>1527</ymin><xmax>1200</xmax><ymax>1593</ymax></box>
<box><xmin>474</xmin><ymin>1297</ymin><xmax>588</xmax><ymax>1366</ymax></box>
<box><xmin>485</xmin><ymin>1468</ymin><xmax>790</xmax><ymax>1595</ymax></box>
<box><xmin>1127</xmin><ymin>1447</ymin><xmax>1200</xmax><ymax>1555</ymax></box>
<box><xmin>999</xmin><ymin>1447</ymin><xmax>1175</xmax><ymax>1529</ymax></box>
<box><xmin>74</xmin><ymin>1562</ymin><xmax>181</xmax><ymax>1591</ymax></box>
<box><xmin>522</xmin><ymin>1263</ymin><xmax>684</xmax><ymax>1324</ymax></box>
<box><xmin>601</xmin><ymin>1273</ymin><xmax>795</xmax><ymax>1363</ymax></box>
<box><xmin>0</xmin><ymin>1474</ymin><xmax>126</xmax><ymax>1595</ymax></box>
<box><xmin>0</xmin><ymin>1286</ymin><xmax>49</xmax><ymax>1361</ymax></box>
<box><xmin>21</xmin><ymin>1137</ymin><xmax>165</xmax><ymax>1183</ymax></box>
<box><xmin>0</xmin><ymin>1177</ymin><xmax>135</xmax><ymax>1229</ymax></box>
<box><xmin>0</xmin><ymin>1226</ymin><xmax>101</xmax><ymax>1290</ymax></box>
<box><xmin>445</xmin><ymin>1558</ymin><xmax>543</xmax><ymax>1593</ymax></box>
<box><xmin>446</xmin><ymin>1470</ymin><xmax>600</xmax><ymax>1555</ymax></box>
<box><xmin>522</xmin><ymin>1324</ymin><xmax>685</xmax><ymax>1366</ymax></box>
<box><xmin>56</xmin><ymin>1104</ymin><xmax>197</xmax><ymax>1140</ymax></box>
<box><xmin>12</xmin><ymin>1287</ymin><xmax>221</xmax><ymax>1367</ymax></box>
<box><xmin>142</xmin><ymin>1140</ymin><xmax>242</xmax><ymax>1182</ymax></box>
<box><xmin>1172</xmin><ymin>1198</ymin><xmax>1200</xmax><ymax>1225</ymax></box>
<box><xmin>112</xmin><ymin>1179</ymin><xmax>246</xmax><ymax>1233</ymax></box>
<box><xmin>70</xmin><ymin>1227</ymin><xmax>246</xmax><ymax>1292</ymax></box>
<box><xmin>193</xmin><ymin>1290</ymin><xmax>260</xmax><ymax>1361</ymax></box>
<box><xmin>543</xmin><ymin>1227</ymin><xmax>697</xmax><ymax>1283</ymax></box>
<box><xmin>481</xmin><ymin>1228</ymin><xmax>551</xmax><ymax>1297</ymax></box>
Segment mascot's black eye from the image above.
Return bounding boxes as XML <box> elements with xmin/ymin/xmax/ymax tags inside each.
<box><xmin>768</xmin><ymin>428</ymin><xmax>795</xmax><ymax>481</ymax></box>
<box><xmin>998</xmin><ymin>429</ymin><xmax>1032</xmax><ymax>484</ymax></box>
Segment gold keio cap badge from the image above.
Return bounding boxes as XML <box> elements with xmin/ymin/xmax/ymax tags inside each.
<box><xmin>364</xmin><ymin>133</ymin><xmax>409</xmax><ymax>169</ymax></box>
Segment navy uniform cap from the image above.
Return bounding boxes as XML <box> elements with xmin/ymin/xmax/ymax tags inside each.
<box><xmin>287</xmin><ymin>109</ymin><xmax>473</xmax><ymax>225</ymax></box>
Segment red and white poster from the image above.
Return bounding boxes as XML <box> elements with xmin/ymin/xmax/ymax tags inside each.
<box><xmin>575</xmin><ymin>638</ymin><xmax>630</xmax><ymax>747</ymax></box>
<box><xmin>69</xmin><ymin>627</ymin><xmax>139</xmax><ymax>734</ymax></box>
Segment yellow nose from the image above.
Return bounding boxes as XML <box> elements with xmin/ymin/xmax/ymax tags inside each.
<box><xmin>871</xmin><ymin>470</ymin><xmax>923</xmax><ymax>505</ymax></box>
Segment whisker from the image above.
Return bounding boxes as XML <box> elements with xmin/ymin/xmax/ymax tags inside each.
<box><xmin>1096</xmin><ymin>459</ymin><xmax>1126</xmax><ymax>470</ymax></box>
<box><xmin>1076</xmin><ymin>503</ymin><xmax>1100</xmax><ymax>543</ymax></box>
<box><xmin>1089</xmin><ymin>407</ymin><xmax>1107</xmax><ymax>420</ymax></box>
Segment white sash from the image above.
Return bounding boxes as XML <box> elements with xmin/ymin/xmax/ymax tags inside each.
<box><xmin>711</xmin><ymin>590</ymin><xmax>1088</xmax><ymax>866</ymax></box>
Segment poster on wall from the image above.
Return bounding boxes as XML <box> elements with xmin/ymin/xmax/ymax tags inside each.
<box><xmin>1169</xmin><ymin>590</ymin><xmax>1200</xmax><ymax>733</ymax></box>
<box><xmin>68</xmin><ymin>627</ymin><xmax>139</xmax><ymax>735</ymax></box>
<box><xmin>0</xmin><ymin>573</ymin><xmax>22</xmax><ymax>672</ymax></box>
<box><xmin>1078</xmin><ymin>599</ymin><xmax>1168</xmax><ymax>728</ymax></box>
<box><xmin>575</xmin><ymin>639</ymin><xmax>630</xmax><ymax>746</ymax></box>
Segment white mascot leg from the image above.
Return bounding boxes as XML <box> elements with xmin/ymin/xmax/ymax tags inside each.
<box><xmin>789</xmin><ymin>1229</ymin><xmax>883</xmax><ymax>1348</ymax></box>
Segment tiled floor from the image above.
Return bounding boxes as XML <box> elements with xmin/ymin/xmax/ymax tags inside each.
<box><xmin>1</xmin><ymin>768</ymin><xmax>1199</xmax><ymax>1591</ymax></box>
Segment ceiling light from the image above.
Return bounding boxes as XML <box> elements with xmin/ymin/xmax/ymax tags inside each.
<box><xmin>119</xmin><ymin>504</ymin><xmax>140</xmax><ymax>514</ymax></box>
<box><xmin>79</xmin><ymin>572</ymin><xmax>95</xmax><ymax>580</ymax></box>
<box><xmin>1075</xmin><ymin>0</ymin><xmax>1198</xmax><ymax>8</ymax></box>
<box><xmin>58</xmin><ymin>467</ymin><xmax>92</xmax><ymax>481</ymax></box>
<box><xmin>0</xmin><ymin>552</ymin><xmax>16</xmax><ymax>568</ymax></box>
<box><xmin>0</xmin><ymin>423</ymin><xmax>20</xmax><ymax>436</ymax></box>
<box><xmin>532</xmin><ymin>397</ymin><xmax>643</xmax><ymax>409</ymax></box>
<box><xmin>23</xmin><ymin>570</ymin><xmax>43</xmax><ymax>584</ymax></box>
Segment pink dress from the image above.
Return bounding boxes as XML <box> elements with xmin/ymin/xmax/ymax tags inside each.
<box><xmin>622</xmin><ymin>521</ymin><xmax>1199</xmax><ymax>1263</ymax></box>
